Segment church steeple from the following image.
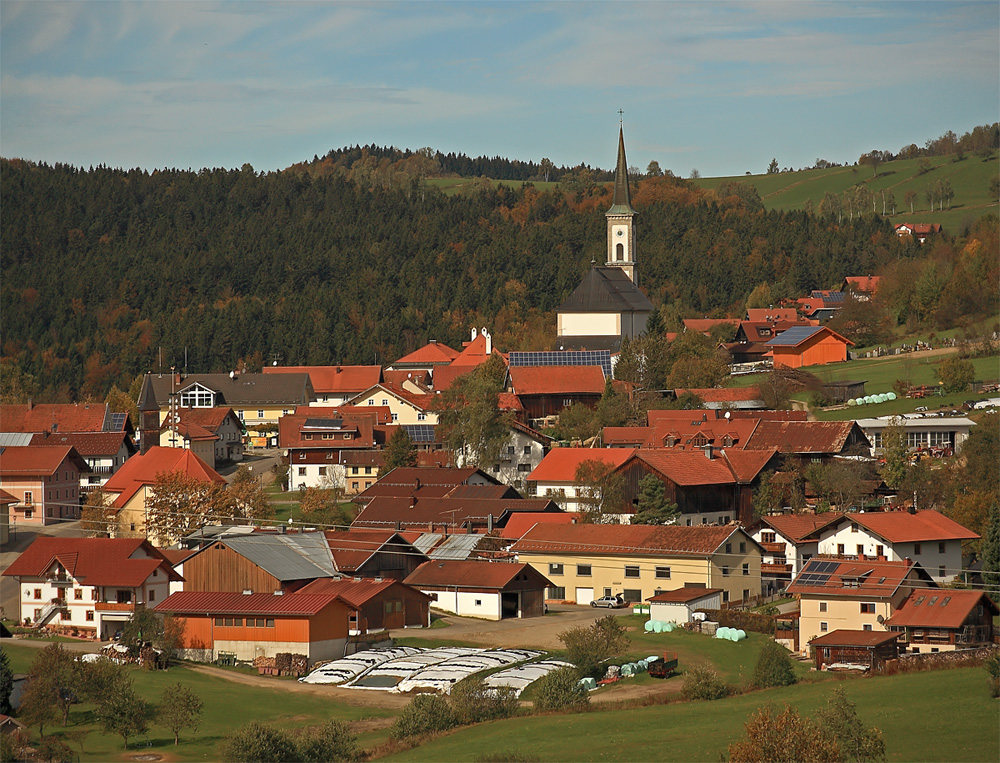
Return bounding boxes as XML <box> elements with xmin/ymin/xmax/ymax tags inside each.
<box><xmin>606</xmin><ymin>120</ymin><xmax>637</xmax><ymax>282</ymax></box>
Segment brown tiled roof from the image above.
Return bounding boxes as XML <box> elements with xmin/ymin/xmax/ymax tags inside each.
<box><xmin>508</xmin><ymin>365</ymin><xmax>605</xmax><ymax>396</ymax></box>
<box><xmin>265</xmin><ymin>365</ymin><xmax>382</xmax><ymax>395</ymax></box>
<box><xmin>528</xmin><ymin>448</ymin><xmax>634</xmax><ymax>482</ymax></box>
<box><xmin>0</xmin><ymin>445</ymin><xmax>89</xmax><ymax>476</ymax></box>
<box><xmin>682</xmin><ymin>318</ymin><xmax>740</xmax><ymax>336</ymax></box>
<box><xmin>756</xmin><ymin>512</ymin><xmax>845</xmax><ymax>543</ymax></box>
<box><xmin>809</xmin><ymin>629</ymin><xmax>901</xmax><ymax>647</ymax></box>
<box><xmin>297</xmin><ymin>577</ymin><xmax>430</xmax><ymax>607</ymax></box>
<box><xmin>382</xmin><ymin>369</ymin><xmax>432</xmax><ymax>389</ymax></box>
<box><xmin>744</xmin><ymin>308</ymin><xmax>801</xmax><ymax>322</ymax></box>
<box><xmin>510</xmin><ymin>523</ymin><xmax>744</xmax><ymax>558</ymax></box>
<box><xmin>843</xmin><ymin>276</ymin><xmax>882</xmax><ymax>294</ymax></box>
<box><xmin>404</xmin><ymin>560</ymin><xmax>548</xmax><ymax>590</ymax></box>
<box><xmin>786</xmin><ymin>558</ymin><xmax>925</xmax><ymax>598</ymax></box>
<box><xmin>631</xmin><ymin>448</ymin><xmax>775</xmax><ymax>486</ymax></box>
<box><xmin>647</xmin><ymin>587</ymin><xmax>723</xmax><ymax>603</ymax></box>
<box><xmin>353</xmin><ymin>496</ymin><xmax>558</xmax><ymax>530</ymax></box>
<box><xmin>499</xmin><ymin>512</ymin><xmax>578</xmax><ymax>540</ymax></box>
<box><xmin>887</xmin><ymin>590</ymin><xmax>997</xmax><ymax>629</ymax></box>
<box><xmin>278</xmin><ymin>411</ymin><xmax>378</xmax><ymax>449</ymax></box>
<box><xmin>393</xmin><ymin>341</ymin><xmax>460</xmax><ymax>366</ymax></box>
<box><xmin>838</xmin><ymin>510</ymin><xmax>979</xmax><ymax>543</ymax></box>
<box><xmin>743</xmin><ymin>420</ymin><xmax>862</xmax><ymax>455</ymax></box>
<box><xmin>29</xmin><ymin>431</ymin><xmax>132</xmax><ymax>457</ymax></box>
<box><xmin>3</xmin><ymin>537</ymin><xmax>181</xmax><ymax>585</ymax></box>
<box><xmin>0</xmin><ymin>403</ymin><xmax>118</xmax><ymax>434</ymax></box>
<box><xmin>155</xmin><ymin>591</ymin><xmax>344</xmax><ymax>617</ymax></box>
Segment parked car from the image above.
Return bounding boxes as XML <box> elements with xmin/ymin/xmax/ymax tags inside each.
<box><xmin>591</xmin><ymin>594</ymin><xmax>626</xmax><ymax>608</ymax></box>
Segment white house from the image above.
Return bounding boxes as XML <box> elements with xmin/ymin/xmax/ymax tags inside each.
<box><xmin>856</xmin><ymin>416</ymin><xmax>975</xmax><ymax>456</ymax></box>
<box><xmin>811</xmin><ymin>510</ymin><xmax>978</xmax><ymax>583</ymax></box>
<box><xmin>526</xmin><ymin>447</ymin><xmax>634</xmax><ymax>514</ymax></box>
<box><xmin>648</xmin><ymin>587</ymin><xmax>723</xmax><ymax>624</ymax></box>
<box><xmin>2</xmin><ymin>537</ymin><xmax>181</xmax><ymax>638</ymax></box>
<box><xmin>748</xmin><ymin>513</ymin><xmax>844</xmax><ymax>590</ymax></box>
<box><xmin>403</xmin><ymin>560</ymin><xmax>551</xmax><ymax>621</ymax></box>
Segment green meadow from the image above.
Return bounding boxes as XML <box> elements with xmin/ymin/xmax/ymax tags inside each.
<box><xmin>386</xmin><ymin>667</ymin><xmax>998</xmax><ymax>762</ymax></box>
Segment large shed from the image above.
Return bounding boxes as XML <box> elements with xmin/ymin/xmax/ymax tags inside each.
<box><xmin>404</xmin><ymin>560</ymin><xmax>551</xmax><ymax>621</ymax></box>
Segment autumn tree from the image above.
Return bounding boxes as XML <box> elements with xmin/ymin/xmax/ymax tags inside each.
<box><xmin>878</xmin><ymin>417</ymin><xmax>908</xmax><ymax>490</ymax></box>
<box><xmin>767</xmin><ymin>158</ymin><xmax>779</xmax><ymax>174</ymax></box>
<box><xmin>631</xmin><ymin>475</ymin><xmax>678</xmax><ymax>525</ymax></box>
<box><xmin>728</xmin><ymin>705</ymin><xmax>841</xmax><ymax>762</ymax></box>
<box><xmin>981</xmin><ymin>504</ymin><xmax>1000</xmax><ymax>594</ymax></box>
<box><xmin>158</xmin><ymin>683</ymin><xmax>203</xmax><ymax>745</ymax></box>
<box><xmin>558</xmin><ymin>615</ymin><xmax>629</xmax><ymax>677</ymax></box>
<box><xmin>0</xmin><ymin>649</ymin><xmax>12</xmax><ymax>715</ymax></box>
<box><xmin>936</xmin><ymin>356</ymin><xmax>975</xmax><ymax>392</ymax></box>
<box><xmin>804</xmin><ymin>459</ymin><xmax>872</xmax><ymax>511</ymax></box>
<box><xmin>574</xmin><ymin>459</ymin><xmax>626</xmax><ymax>524</ymax></box>
<box><xmin>646</xmin><ymin>160</ymin><xmax>664</xmax><ymax>177</ymax></box>
<box><xmin>434</xmin><ymin>355</ymin><xmax>511</xmax><ymax>468</ymax></box>
<box><xmin>384</xmin><ymin>427</ymin><xmax>418</xmax><ymax>470</ymax></box>
<box><xmin>120</xmin><ymin>607</ymin><xmax>183</xmax><ymax>664</ymax></box>
<box><xmin>81</xmin><ymin>488</ymin><xmax>116</xmax><ymax>537</ymax></box>
<box><xmin>97</xmin><ymin>680</ymin><xmax>153</xmax><ymax>749</ymax></box>
<box><xmin>145</xmin><ymin>470</ymin><xmax>233</xmax><ymax>545</ymax></box>
<box><xmin>814</xmin><ymin>686</ymin><xmax>886</xmax><ymax>761</ymax></box>
<box><xmin>299</xmin><ymin>487</ymin><xmax>353</xmax><ymax>528</ymax></box>
<box><xmin>228</xmin><ymin>465</ymin><xmax>273</xmax><ymax>522</ymax></box>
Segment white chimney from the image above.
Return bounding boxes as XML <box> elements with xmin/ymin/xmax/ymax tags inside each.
<box><xmin>471</xmin><ymin>327</ymin><xmax>478</xmax><ymax>340</ymax></box>
<box><xmin>485</xmin><ymin>330</ymin><xmax>492</xmax><ymax>355</ymax></box>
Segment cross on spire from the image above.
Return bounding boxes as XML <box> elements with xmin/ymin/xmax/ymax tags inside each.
<box><xmin>618</xmin><ymin>108</ymin><xmax>624</xmax><ymax>126</ymax></box>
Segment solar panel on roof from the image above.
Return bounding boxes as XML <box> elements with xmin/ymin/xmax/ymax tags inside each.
<box><xmin>105</xmin><ymin>412</ymin><xmax>127</xmax><ymax>431</ymax></box>
<box><xmin>508</xmin><ymin>350</ymin><xmax>612</xmax><ymax>378</ymax></box>
<box><xmin>766</xmin><ymin>325</ymin><xmax>825</xmax><ymax>346</ymax></box>
<box><xmin>403</xmin><ymin>425</ymin><xmax>437</xmax><ymax>443</ymax></box>
<box><xmin>303</xmin><ymin>418</ymin><xmax>344</xmax><ymax>429</ymax></box>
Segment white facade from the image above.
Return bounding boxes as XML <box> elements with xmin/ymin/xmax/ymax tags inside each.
<box><xmin>649</xmin><ymin>592</ymin><xmax>722</xmax><ymax>624</ymax></box>
<box><xmin>856</xmin><ymin>416</ymin><xmax>975</xmax><ymax>456</ymax></box>
<box><xmin>749</xmin><ymin>527</ymin><xmax>819</xmax><ymax>578</ymax></box>
<box><xmin>458</xmin><ymin>427</ymin><xmax>547</xmax><ymax>494</ymax></box>
<box><xmin>290</xmin><ymin>459</ymin><xmax>347</xmax><ymax>492</ymax></box>
<box><xmin>557</xmin><ymin>312</ymin><xmax>621</xmax><ymax>338</ymax></box>
<box><xmin>81</xmin><ymin>442</ymin><xmax>133</xmax><ymax>492</ymax></box>
<box><xmin>16</xmin><ymin>561</ymin><xmax>171</xmax><ymax>638</ymax></box>
<box><xmin>816</xmin><ymin>521</ymin><xmax>961</xmax><ymax>582</ymax></box>
<box><xmin>421</xmin><ymin>588</ymin><xmax>503</xmax><ymax>620</ymax></box>
<box><xmin>349</xmin><ymin>388</ymin><xmax>437</xmax><ymax>426</ymax></box>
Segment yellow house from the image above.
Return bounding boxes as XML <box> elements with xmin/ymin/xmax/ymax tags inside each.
<box><xmin>347</xmin><ymin>384</ymin><xmax>438</xmax><ymax>426</ymax></box>
<box><xmin>510</xmin><ymin>523</ymin><xmax>763</xmax><ymax>606</ymax></box>
<box><xmin>786</xmin><ymin>557</ymin><xmax>934</xmax><ymax>657</ymax></box>
<box><xmin>101</xmin><ymin>446</ymin><xmax>226</xmax><ymax>546</ymax></box>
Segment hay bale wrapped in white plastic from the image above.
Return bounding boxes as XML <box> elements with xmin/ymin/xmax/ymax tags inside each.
<box><xmin>664</xmin><ymin>622</ymin><xmax>675</xmax><ymax>633</ymax></box>
<box><xmin>652</xmin><ymin>620</ymin><xmax>664</xmax><ymax>633</ymax></box>
<box><xmin>579</xmin><ymin>676</ymin><xmax>597</xmax><ymax>691</ymax></box>
<box><xmin>736</xmin><ymin>629</ymin><xmax>747</xmax><ymax>641</ymax></box>
<box><xmin>644</xmin><ymin>619</ymin><xmax>655</xmax><ymax>632</ymax></box>
<box><xmin>715</xmin><ymin>626</ymin><xmax>731</xmax><ymax>639</ymax></box>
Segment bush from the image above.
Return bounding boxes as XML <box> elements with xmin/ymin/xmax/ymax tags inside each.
<box><xmin>985</xmin><ymin>652</ymin><xmax>1000</xmax><ymax>698</ymax></box>
<box><xmin>531</xmin><ymin>667</ymin><xmax>589</xmax><ymax>712</ymax></box>
<box><xmin>749</xmin><ymin>640</ymin><xmax>797</xmax><ymax>689</ymax></box>
<box><xmin>681</xmin><ymin>665</ymin><xmax>731</xmax><ymax>701</ymax></box>
<box><xmin>700</xmin><ymin>609</ymin><xmax>775</xmax><ymax>635</ymax></box>
<box><xmin>450</xmin><ymin>677</ymin><xmax>519</xmax><ymax>725</ymax></box>
<box><xmin>295</xmin><ymin>720</ymin><xmax>362</xmax><ymax>762</ymax></box>
<box><xmin>558</xmin><ymin>614</ymin><xmax>629</xmax><ymax>677</ymax></box>
<box><xmin>390</xmin><ymin>694</ymin><xmax>457</xmax><ymax>740</ymax></box>
<box><xmin>222</xmin><ymin>722</ymin><xmax>298</xmax><ymax>762</ymax></box>
<box><xmin>936</xmin><ymin>356</ymin><xmax>975</xmax><ymax>392</ymax></box>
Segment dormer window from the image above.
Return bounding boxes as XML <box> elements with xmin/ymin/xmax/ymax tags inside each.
<box><xmin>179</xmin><ymin>384</ymin><xmax>215</xmax><ymax>408</ymax></box>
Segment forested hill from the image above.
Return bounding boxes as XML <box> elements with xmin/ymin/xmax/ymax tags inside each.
<box><xmin>3</xmin><ymin>159</ymin><xmax>910</xmax><ymax>401</ymax></box>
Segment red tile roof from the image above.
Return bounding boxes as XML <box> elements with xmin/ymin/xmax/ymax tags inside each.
<box><xmin>430</xmin><ymin>365</ymin><xmax>477</xmax><ymax>392</ymax></box>
<box><xmin>843</xmin><ymin>510</ymin><xmax>979</xmax><ymax>543</ymax></box>
<box><xmin>155</xmin><ymin>590</ymin><xmax>345</xmax><ymax>617</ymax></box>
<box><xmin>0</xmin><ymin>446</ymin><xmax>89</xmax><ymax>476</ymax></box>
<box><xmin>278</xmin><ymin>411</ymin><xmax>378</xmax><ymax>449</ymax></box>
<box><xmin>382</xmin><ymin>369</ymin><xmax>432</xmax><ymax>389</ymax></box>
<box><xmin>349</xmin><ymin>383</ymin><xmax>435</xmax><ymax>411</ymax></box>
<box><xmin>744</xmin><ymin>420</ymin><xmax>862</xmax><ymax>455</ymax></box>
<box><xmin>0</xmin><ymin>489</ymin><xmax>18</xmax><ymax>504</ymax></box>
<box><xmin>744</xmin><ymin>308</ymin><xmax>801</xmax><ymax>323</ymax></box>
<box><xmin>393</xmin><ymin>341</ymin><xmax>460</xmax><ymax>366</ymax></box>
<box><xmin>297</xmin><ymin>576</ymin><xmax>430</xmax><ymax>607</ymax></box>
<box><xmin>648</xmin><ymin>587</ymin><xmax>723</xmax><ymax>603</ymax></box>
<box><xmin>497</xmin><ymin>392</ymin><xmax>524</xmax><ymax>412</ymax></box>
<box><xmin>353</xmin><ymin>496</ymin><xmax>558</xmax><ymax>530</ymax></box>
<box><xmin>887</xmin><ymin>589</ymin><xmax>997</xmax><ymax>629</ymax></box>
<box><xmin>682</xmin><ymin>318</ymin><xmax>740</xmax><ymax>336</ymax></box>
<box><xmin>786</xmin><ymin>558</ymin><xmax>923</xmax><ymax>598</ymax></box>
<box><xmin>808</xmin><ymin>629</ymin><xmax>901</xmax><ymax>648</ymax></box>
<box><xmin>755</xmin><ymin>512</ymin><xmax>845</xmax><ymax>544</ymax></box>
<box><xmin>160</xmin><ymin>407</ymin><xmax>239</xmax><ymax>439</ymax></box>
<box><xmin>404</xmin><ymin>560</ymin><xmax>548</xmax><ymax>590</ymax></box>
<box><xmin>508</xmin><ymin>365</ymin><xmax>605</xmax><ymax>396</ymax></box>
<box><xmin>843</xmin><ymin>276</ymin><xmax>882</xmax><ymax>294</ymax></box>
<box><xmin>29</xmin><ymin>431</ymin><xmax>132</xmax><ymax>457</ymax></box>
<box><xmin>264</xmin><ymin>365</ymin><xmax>382</xmax><ymax>395</ymax></box>
<box><xmin>528</xmin><ymin>448</ymin><xmax>634</xmax><ymax>482</ymax></box>
<box><xmin>2</xmin><ymin>537</ymin><xmax>181</xmax><ymax>585</ymax></box>
<box><xmin>510</xmin><ymin>523</ymin><xmax>746</xmax><ymax>558</ymax></box>
<box><xmin>450</xmin><ymin>333</ymin><xmax>495</xmax><ymax>367</ymax></box>
<box><xmin>631</xmin><ymin>448</ymin><xmax>775</xmax><ymax>486</ymax></box>
<box><xmin>499</xmin><ymin>512</ymin><xmax>577</xmax><ymax>540</ymax></box>
<box><xmin>102</xmin><ymin>446</ymin><xmax>224</xmax><ymax>508</ymax></box>
<box><xmin>0</xmin><ymin>403</ymin><xmax>118</xmax><ymax>434</ymax></box>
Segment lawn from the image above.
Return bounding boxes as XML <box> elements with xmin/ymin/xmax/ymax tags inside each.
<box><xmin>385</xmin><ymin>667</ymin><xmax>998</xmax><ymax>762</ymax></box>
<box><xmin>2</xmin><ymin>643</ymin><xmax>395</xmax><ymax>761</ymax></box>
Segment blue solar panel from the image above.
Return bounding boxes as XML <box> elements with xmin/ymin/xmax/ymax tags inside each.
<box><xmin>403</xmin><ymin>425</ymin><xmax>437</xmax><ymax>443</ymax></box>
<box><xmin>766</xmin><ymin>325</ymin><xmax>825</xmax><ymax>346</ymax></box>
<box><xmin>508</xmin><ymin>350</ymin><xmax>611</xmax><ymax>378</ymax></box>
<box><xmin>105</xmin><ymin>412</ymin><xmax>127</xmax><ymax>431</ymax></box>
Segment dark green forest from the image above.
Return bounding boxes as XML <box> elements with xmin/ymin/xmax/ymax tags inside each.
<box><xmin>0</xmin><ymin>156</ymin><xmax>946</xmax><ymax>401</ymax></box>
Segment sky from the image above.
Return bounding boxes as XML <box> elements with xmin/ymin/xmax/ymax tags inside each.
<box><xmin>2</xmin><ymin>1</ymin><xmax>997</xmax><ymax>179</ymax></box>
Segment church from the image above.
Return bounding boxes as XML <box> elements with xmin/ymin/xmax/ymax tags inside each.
<box><xmin>555</xmin><ymin>126</ymin><xmax>653</xmax><ymax>351</ymax></box>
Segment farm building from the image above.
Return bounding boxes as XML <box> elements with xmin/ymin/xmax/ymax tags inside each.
<box><xmin>809</xmin><ymin>629</ymin><xmax>901</xmax><ymax>670</ymax></box>
<box><xmin>647</xmin><ymin>587</ymin><xmax>723</xmax><ymax>623</ymax></box>
<box><xmin>404</xmin><ymin>560</ymin><xmax>551</xmax><ymax>620</ymax></box>
<box><xmin>765</xmin><ymin>325</ymin><xmax>853</xmax><ymax>368</ymax></box>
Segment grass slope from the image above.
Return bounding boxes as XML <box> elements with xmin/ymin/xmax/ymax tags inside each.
<box><xmin>695</xmin><ymin>151</ymin><xmax>999</xmax><ymax>230</ymax></box>
<box><xmin>386</xmin><ymin>667</ymin><xmax>997</xmax><ymax>762</ymax></box>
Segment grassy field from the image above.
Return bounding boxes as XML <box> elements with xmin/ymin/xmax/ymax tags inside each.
<box><xmin>386</xmin><ymin>667</ymin><xmax>998</xmax><ymax>762</ymax></box>
<box><xmin>694</xmin><ymin>151</ymin><xmax>1000</xmax><ymax>231</ymax></box>
<box><xmin>2</xmin><ymin>643</ymin><xmax>394</xmax><ymax>761</ymax></box>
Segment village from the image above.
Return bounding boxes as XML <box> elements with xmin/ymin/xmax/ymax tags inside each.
<box><xmin>1</xmin><ymin>129</ymin><xmax>997</xmax><ymax>761</ymax></box>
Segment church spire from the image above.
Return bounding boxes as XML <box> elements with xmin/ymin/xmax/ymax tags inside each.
<box><xmin>606</xmin><ymin>119</ymin><xmax>637</xmax><ymax>283</ymax></box>
<box><xmin>607</xmin><ymin>125</ymin><xmax>635</xmax><ymax>215</ymax></box>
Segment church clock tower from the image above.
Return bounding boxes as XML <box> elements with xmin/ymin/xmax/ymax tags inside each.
<box><xmin>606</xmin><ymin>123</ymin><xmax>637</xmax><ymax>283</ymax></box>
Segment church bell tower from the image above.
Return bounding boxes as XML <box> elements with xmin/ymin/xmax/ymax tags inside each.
<box><xmin>606</xmin><ymin>122</ymin><xmax>637</xmax><ymax>283</ymax></box>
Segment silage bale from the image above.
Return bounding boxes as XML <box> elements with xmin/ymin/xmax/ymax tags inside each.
<box><xmin>736</xmin><ymin>629</ymin><xmax>747</xmax><ymax>641</ymax></box>
<box><xmin>664</xmin><ymin>622</ymin><xmax>675</xmax><ymax>632</ymax></box>
<box><xmin>715</xmin><ymin>626</ymin><xmax>731</xmax><ymax>639</ymax></box>
<box><xmin>644</xmin><ymin>619</ymin><xmax>655</xmax><ymax>632</ymax></box>
<box><xmin>652</xmin><ymin>620</ymin><xmax>664</xmax><ymax>633</ymax></box>
<box><xmin>621</xmin><ymin>663</ymin><xmax>635</xmax><ymax>677</ymax></box>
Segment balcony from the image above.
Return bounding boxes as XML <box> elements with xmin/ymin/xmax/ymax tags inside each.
<box><xmin>761</xmin><ymin>562</ymin><xmax>793</xmax><ymax>576</ymax></box>
<box><xmin>760</xmin><ymin>542</ymin><xmax>785</xmax><ymax>554</ymax></box>
<box><xmin>95</xmin><ymin>601</ymin><xmax>138</xmax><ymax>612</ymax></box>
<box><xmin>47</xmin><ymin>575</ymin><xmax>72</xmax><ymax>587</ymax></box>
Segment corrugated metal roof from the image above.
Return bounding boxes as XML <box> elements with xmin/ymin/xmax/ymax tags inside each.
<box><xmin>428</xmin><ymin>534</ymin><xmax>482</xmax><ymax>561</ymax></box>
<box><xmin>222</xmin><ymin>533</ymin><xmax>336</xmax><ymax>581</ymax></box>
<box><xmin>155</xmin><ymin>590</ymin><xmax>342</xmax><ymax>616</ymax></box>
<box><xmin>412</xmin><ymin>533</ymin><xmax>443</xmax><ymax>554</ymax></box>
<box><xmin>0</xmin><ymin>433</ymin><xmax>34</xmax><ymax>446</ymax></box>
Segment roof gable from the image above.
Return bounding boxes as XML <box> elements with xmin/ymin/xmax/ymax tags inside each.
<box><xmin>528</xmin><ymin>448</ymin><xmax>635</xmax><ymax>482</ymax></box>
<box><xmin>557</xmin><ymin>267</ymin><xmax>653</xmax><ymax>314</ymax></box>
<box><xmin>508</xmin><ymin>365</ymin><xmax>606</xmax><ymax>396</ymax></box>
